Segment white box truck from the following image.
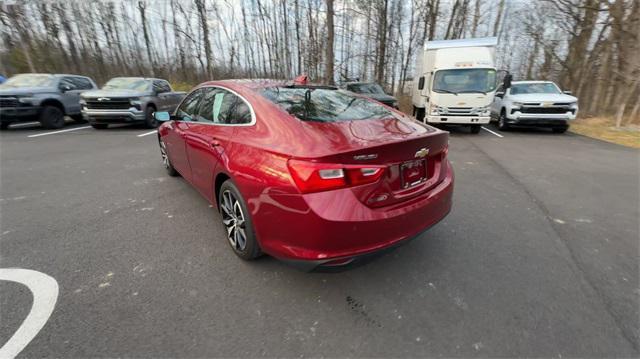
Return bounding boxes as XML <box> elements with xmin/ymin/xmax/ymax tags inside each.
<box><xmin>412</xmin><ymin>37</ymin><xmax>498</xmax><ymax>133</ymax></box>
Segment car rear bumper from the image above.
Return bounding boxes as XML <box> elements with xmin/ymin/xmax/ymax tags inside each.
<box><xmin>253</xmin><ymin>160</ymin><xmax>454</xmax><ymax>270</ymax></box>
<box><xmin>0</xmin><ymin>107</ymin><xmax>40</xmax><ymax>122</ymax></box>
<box><xmin>83</xmin><ymin>109</ymin><xmax>146</xmax><ymax>123</ymax></box>
<box><xmin>426</xmin><ymin>115</ymin><xmax>490</xmax><ymax>125</ymax></box>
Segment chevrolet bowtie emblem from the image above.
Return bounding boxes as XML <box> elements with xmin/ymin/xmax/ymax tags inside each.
<box><xmin>415</xmin><ymin>148</ymin><xmax>429</xmax><ymax>158</ymax></box>
<box><xmin>97</xmin><ymin>97</ymin><xmax>110</xmax><ymax>101</ymax></box>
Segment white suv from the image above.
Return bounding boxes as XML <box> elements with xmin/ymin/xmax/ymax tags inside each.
<box><xmin>490</xmin><ymin>81</ymin><xmax>578</xmax><ymax>133</ymax></box>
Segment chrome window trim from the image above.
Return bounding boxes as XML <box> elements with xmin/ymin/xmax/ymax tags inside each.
<box><xmin>175</xmin><ymin>85</ymin><xmax>256</xmax><ymax>127</ymax></box>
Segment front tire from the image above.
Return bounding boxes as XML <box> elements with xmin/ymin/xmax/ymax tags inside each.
<box><xmin>144</xmin><ymin>106</ymin><xmax>158</xmax><ymax>128</ymax></box>
<box><xmin>497</xmin><ymin>110</ymin><xmax>510</xmax><ymax>131</ymax></box>
<box><xmin>414</xmin><ymin>106</ymin><xmax>425</xmax><ymax>122</ymax></box>
<box><xmin>218</xmin><ymin>180</ymin><xmax>262</xmax><ymax>260</ymax></box>
<box><xmin>552</xmin><ymin>126</ymin><xmax>568</xmax><ymax>134</ymax></box>
<box><xmin>70</xmin><ymin>114</ymin><xmax>86</xmax><ymax>123</ymax></box>
<box><xmin>159</xmin><ymin>138</ymin><xmax>179</xmax><ymax>177</ymax></box>
<box><xmin>470</xmin><ymin>124</ymin><xmax>481</xmax><ymax>134</ymax></box>
<box><xmin>39</xmin><ymin>106</ymin><xmax>65</xmax><ymax>129</ymax></box>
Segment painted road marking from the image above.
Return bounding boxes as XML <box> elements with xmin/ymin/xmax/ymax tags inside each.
<box><xmin>27</xmin><ymin>126</ymin><xmax>91</xmax><ymax>138</ymax></box>
<box><xmin>481</xmin><ymin>126</ymin><xmax>504</xmax><ymax>138</ymax></box>
<box><xmin>137</xmin><ymin>130</ymin><xmax>157</xmax><ymax>137</ymax></box>
<box><xmin>10</xmin><ymin>122</ymin><xmax>41</xmax><ymax>128</ymax></box>
<box><xmin>0</xmin><ymin>268</ymin><xmax>59</xmax><ymax>359</ymax></box>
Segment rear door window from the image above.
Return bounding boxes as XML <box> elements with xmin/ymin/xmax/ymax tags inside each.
<box><xmin>260</xmin><ymin>87</ymin><xmax>394</xmax><ymax>122</ymax></box>
<box><xmin>196</xmin><ymin>87</ymin><xmax>253</xmax><ymax>125</ymax></box>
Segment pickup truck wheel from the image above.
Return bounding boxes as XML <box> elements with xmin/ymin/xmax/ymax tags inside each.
<box><xmin>470</xmin><ymin>125</ymin><xmax>481</xmax><ymax>134</ymax></box>
<box><xmin>0</xmin><ymin>122</ymin><xmax>10</xmax><ymax>130</ymax></box>
<box><xmin>552</xmin><ymin>126</ymin><xmax>568</xmax><ymax>134</ymax></box>
<box><xmin>39</xmin><ymin>106</ymin><xmax>65</xmax><ymax>129</ymax></box>
<box><xmin>70</xmin><ymin>114</ymin><xmax>86</xmax><ymax>123</ymax></box>
<box><xmin>91</xmin><ymin>123</ymin><xmax>108</xmax><ymax>129</ymax></box>
<box><xmin>497</xmin><ymin>111</ymin><xmax>510</xmax><ymax>131</ymax></box>
<box><xmin>144</xmin><ymin>106</ymin><xmax>158</xmax><ymax>128</ymax></box>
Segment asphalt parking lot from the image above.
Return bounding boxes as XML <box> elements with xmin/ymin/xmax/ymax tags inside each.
<box><xmin>1</xmin><ymin>121</ymin><xmax>638</xmax><ymax>357</ymax></box>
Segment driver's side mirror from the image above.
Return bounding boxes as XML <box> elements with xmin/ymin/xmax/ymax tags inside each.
<box><xmin>60</xmin><ymin>84</ymin><xmax>72</xmax><ymax>93</ymax></box>
<box><xmin>154</xmin><ymin>111</ymin><xmax>172</xmax><ymax>122</ymax></box>
<box><xmin>563</xmin><ymin>90</ymin><xmax>573</xmax><ymax>95</ymax></box>
<box><xmin>495</xmin><ymin>91</ymin><xmax>504</xmax><ymax>99</ymax></box>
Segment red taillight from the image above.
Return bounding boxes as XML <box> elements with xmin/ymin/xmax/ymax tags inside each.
<box><xmin>287</xmin><ymin>159</ymin><xmax>385</xmax><ymax>194</ymax></box>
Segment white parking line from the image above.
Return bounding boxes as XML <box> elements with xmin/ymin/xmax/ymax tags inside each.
<box><xmin>137</xmin><ymin>130</ymin><xmax>157</xmax><ymax>137</ymax></box>
<box><xmin>27</xmin><ymin>126</ymin><xmax>91</xmax><ymax>138</ymax></box>
<box><xmin>10</xmin><ymin>122</ymin><xmax>41</xmax><ymax>128</ymax></box>
<box><xmin>0</xmin><ymin>268</ymin><xmax>59</xmax><ymax>359</ymax></box>
<box><xmin>481</xmin><ymin>126</ymin><xmax>504</xmax><ymax>138</ymax></box>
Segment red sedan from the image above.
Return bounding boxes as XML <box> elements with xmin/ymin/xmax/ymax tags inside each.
<box><xmin>154</xmin><ymin>78</ymin><xmax>454</xmax><ymax>270</ymax></box>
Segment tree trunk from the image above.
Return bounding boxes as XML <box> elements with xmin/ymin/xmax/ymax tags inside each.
<box><xmin>325</xmin><ymin>0</ymin><xmax>335</xmax><ymax>85</ymax></box>
<box><xmin>492</xmin><ymin>0</ymin><xmax>505</xmax><ymax>37</ymax></box>
<box><xmin>137</xmin><ymin>1</ymin><xmax>156</xmax><ymax>76</ymax></box>
<box><xmin>375</xmin><ymin>0</ymin><xmax>389</xmax><ymax>84</ymax></box>
<box><xmin>194</xmin><ymin>0</ymin><xmax>214</xmax><ymax>78</ymax></box>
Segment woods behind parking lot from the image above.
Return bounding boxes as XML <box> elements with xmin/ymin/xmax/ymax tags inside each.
<box><xmin>1</xmin><ymin>0</ymin><xmax>639</xmax><ymax>128</ymax></box>
<box><xmin>0</xmin><ymin>0</ymin><xmax>639</xmax><ymax>358</ymax></box>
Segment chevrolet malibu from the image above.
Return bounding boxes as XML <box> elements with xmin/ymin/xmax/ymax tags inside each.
<box><xmin>154</xmin><ymin>78</ymin><xmax>454</xmax><ymax>270</ymax></box>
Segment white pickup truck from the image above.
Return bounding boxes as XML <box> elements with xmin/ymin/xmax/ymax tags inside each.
<box><xmin>490</xmin><ymin>80</ymin><xmax>578</xmax><ymax>133</ymax></box>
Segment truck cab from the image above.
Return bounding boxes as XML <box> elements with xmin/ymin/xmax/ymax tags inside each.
<box><xmin>412</xmin><ymin>37</ymin><xmax>498</xmax><ymax>134</ymax></box>
<box><xmin>0</xmin><ymin>73</ymin><xmax>97</xmax><ymax>129</ymax></box>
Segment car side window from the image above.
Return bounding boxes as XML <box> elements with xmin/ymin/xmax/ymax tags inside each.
<box><xmin>160</xmin><ymin>81</ymin><xmax>172</xmax><ymax>93</ymax></box>
<box><xmin>177</xmin><ymin>89</ymin><xmax>204</xmax><ymax>121</ymax></box>
<box><xmin>231</xmin><ymin>99</ymin><xmax>252</xmax><ymax>124</ymax></box>
<box><xmin>215</xmin><ymin>90</ymin><xmax>252</xmax><ymax>124</ymax></box>
<box><xmin>153</xmin><ymin>80</ymin><xmax>170</xmax><ymax>94</ymax></box>
<box><xmin>195</xmin><ymin>88</ymin><xmax>219</xmax><ymax>123</ymax></box>
<box><xmin>59</xmin><ymin>77</ymin><xmax>77</xmax><ymax>91</ymax></box>
<box><xmin>191</xmin><ymin>87</ymin><xmax>253</xmax><ymax>125</ymax></box>
<box><xmin>73</xmin><ymin>77</ymin><xmax>93</xmax><ymax>90</ymax></box>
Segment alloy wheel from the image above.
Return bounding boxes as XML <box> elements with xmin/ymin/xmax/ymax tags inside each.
<box><xmin>159</xmin><ymin>140</ymin><xmax>170</xmax><ymax>169</ymax></box>
<box><xmin>220</xmin><ymin>189</ymin><xmax>247</xmax><ymax>251</ymax></box>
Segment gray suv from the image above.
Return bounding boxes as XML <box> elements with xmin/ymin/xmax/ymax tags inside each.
<box><xmin>81</xmin><ymin>77</ymin><xmax>186</xmax><ymax>129</ymax></box>
<box><xmin>0</xmin><ymin>73</ymin><xmax>98</xmax><ymax>129</ymax></box>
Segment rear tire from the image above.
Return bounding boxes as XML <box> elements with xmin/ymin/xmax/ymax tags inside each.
<box><xmin>144</xmin><ymin>106</ymin><xmax>158</xmax><ymax>128</ymax></box>
<box><xmin>497</xmin><ymin>110</ymin><xmax>510</xmax><ymax>131</ymax></box>
<box><xmin>91</xmin><ymin>123</ymin><xmax>108</xmax><ymax>129</ymax></box>
<box><xmin>159</xmin><ymin>138</ymin><xmax>179</xmax><ymax>177</ymax></box>
<box><xmin>39</xmin><ymin>106</ymin><xmax>65</xmax><ymax>129</ymax></box>
<box><xmin>70</xmin><ymin>114</ymin><xmax>86</xmax><ymax>123</ymax></box>
<box><xmin>552</xmin><ymin>126</ymin><xmax>568</xmax><ymax>134</ymax></box>
<box><xmin>218</xmin><ymin>180</ymin><xmax>262</xmax><ymax>260</ymax></box>
<box><xmin>470</xmin><ymin>124</ymin><xmax>481</xmax><ymax>134</ymax></box>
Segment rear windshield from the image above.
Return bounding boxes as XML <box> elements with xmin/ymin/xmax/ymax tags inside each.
<box><xmin>260</xmin><ymin>87</ymin><xmax>395</xmax><ymax>122</ymax></box>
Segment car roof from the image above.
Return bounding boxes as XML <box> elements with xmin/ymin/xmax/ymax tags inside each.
<box><xmin>197</xmin><ymin>79</ymin><xmax>336</xmax><ymax>93</ymax></box>
<box><xmin>107</xmin><ymin>77</ymin><xmax>165</xmax><ymax>81</ymax></box>
<box><xmin>11</xmin><ymin>73</ymin><xmax>91</xmax><ymax>79</ymax></box>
